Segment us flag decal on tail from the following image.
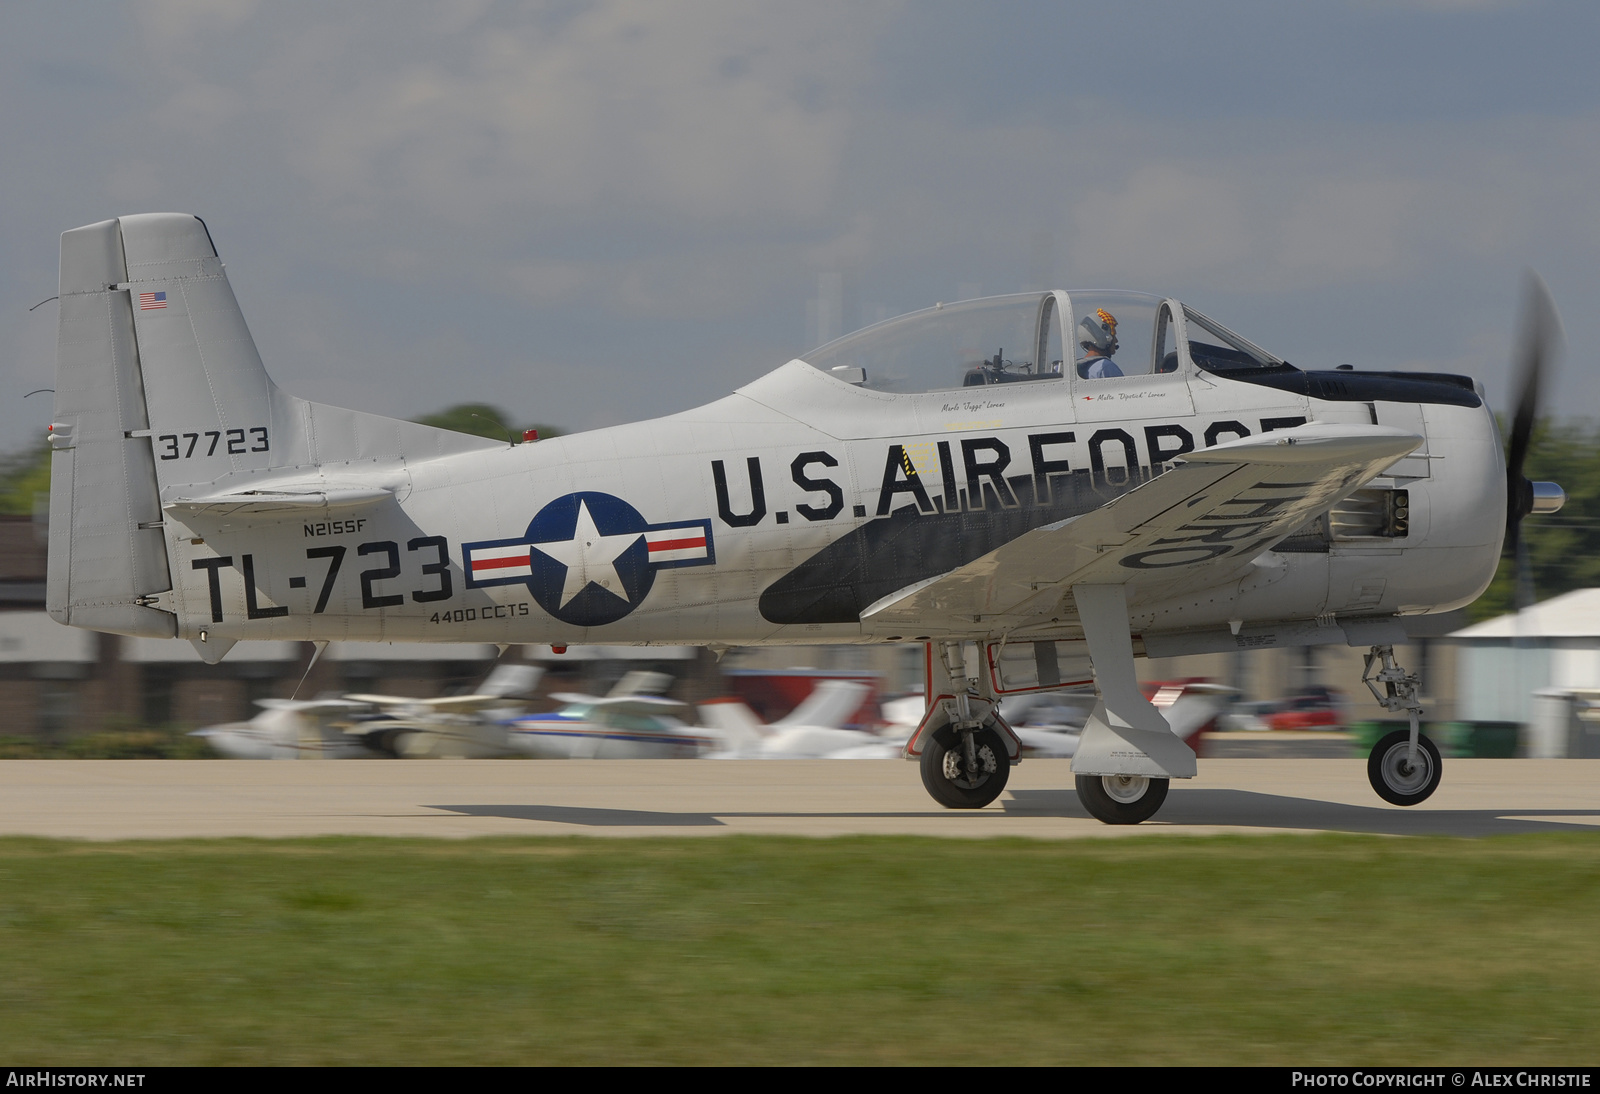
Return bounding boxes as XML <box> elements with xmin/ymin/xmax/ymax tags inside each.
<box><xmin>138</xmin><ymin>291</ymin><xmax>167</xmax><ymax>310</ymax></box>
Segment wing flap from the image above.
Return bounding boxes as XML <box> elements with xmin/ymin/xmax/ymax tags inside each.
<box><xmin>861</xmin><ymin>422</ymin><xmax>1420</xmax><ymax>634</ymax></box>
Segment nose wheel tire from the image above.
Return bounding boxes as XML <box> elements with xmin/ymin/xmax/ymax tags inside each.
<box><xmin>1367</xmin><ymin>729</ymin><xmax>1442</xmax><ymax>806</ymax></box>
<box><xmin>1075</xmin><ymin>774</ymin><xmax>1170</xmax><ymax>825</ymax></box>
<box><xmin>919</xmin><ymin>725</ymin><xmax>1010</xmax><ymax>809</ymax></box>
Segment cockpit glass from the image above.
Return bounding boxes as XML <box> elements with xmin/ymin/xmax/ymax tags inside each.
<box><xmin>801</xmin><ymin>294</ymin><xmax>1056</xmax><ymax>394</ymax></box>
<box><xmin>1068</xmin><ymin>293</ymin><xmax>1162</xmax><ymax>379</ymax></box>
<box><xmin>1182</xmin><ymin>306</ymin><xmax>1285</xmax><ymax>371</ymax></box>
<box><xmin>799</xmin><ymin>292</ymin><xmax>1281</xmax><ymax>391</ymax></box>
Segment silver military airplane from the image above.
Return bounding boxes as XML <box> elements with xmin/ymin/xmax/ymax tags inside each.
<box><xmin>45</xmin><ymin>213</ymin><xmax>1565</xmax><ymax>823</ymax></box>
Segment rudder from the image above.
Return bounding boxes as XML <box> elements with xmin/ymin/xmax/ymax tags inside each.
<box><xmin>47</xmin><ymin>219</ymin><xmax>174</xmax><ymax>637</ymax></box>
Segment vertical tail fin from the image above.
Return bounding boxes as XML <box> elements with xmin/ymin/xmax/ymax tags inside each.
<box><xmin>774</xmin><ymin>679</ymin><xmax>871</xmax><ymax>729</ymax></box>
<box><xmin>117</xmin><ymin>213</ymin><xmax>279</xmax><ymax>481</ymax></box>
<box><xmin>49</xmin><ymin>212</ymin><xmax>499</xmax><ymax>640</ymax></box>
<box><xmin>48</xmin><ymin>219</ymin><xmax>173</xmax><ymax>636</ymax></box>
<box><xmin>696</xmin><ymin>698</ymin><xmax>767</xmax><ymax>744</ymax></box>
<box><xmin>478</xmin><ymin>663</ymin><xmax>544</xmax><ymax>699</ymax></box>
<box><xmin>112</xmin><ymin>213</ymin><xmax>495</xmax><ymax>486</ymax></box>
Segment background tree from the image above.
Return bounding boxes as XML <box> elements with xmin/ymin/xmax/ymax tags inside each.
<box><xmin>1471</xmin><ymin>419</ymin><xmax>1600</xmax><ymax>620</ymax></box>
<box><xmin>0</xmin><ymin>443</ymin><xmax>49</xmax><ymax>517</ymax></box>
<box><xmin>411</xmin><ymin>404</ymin><xmax>562</xmax><ymax>444</ymax></box>
<box><xmin>0</xmin><ymin>405</ymin><xmax>563</xmax><ymax>517</ymax></box>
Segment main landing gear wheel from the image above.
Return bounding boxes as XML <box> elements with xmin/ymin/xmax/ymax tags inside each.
<box><xmin>1075</xmin><ymin>774</ymin><xmax>1170</xmax><ymax>825</ymax></box>
<box><xmin>1367</xmin><ymin>729</ymin><xmax>1442</xmax><ymax>806</ymax></box>
<box><xmin>920</xmin><ymin>724</ymin><xmax>1010</xmax><ymax>809</ymax></box>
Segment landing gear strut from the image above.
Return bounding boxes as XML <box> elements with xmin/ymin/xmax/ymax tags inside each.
<box><xmin>918</xmin><ymin>642</ymin><xmax>1012</xmax><ymax>809</ymax></box>
<box><xmin>1361</xmin><ymin>645</ymin><xmax>1441</xmax><ymax>806</ymax></box>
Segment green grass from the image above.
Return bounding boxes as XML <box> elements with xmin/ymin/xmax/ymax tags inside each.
<box><xmin>1</xmin><ymin>834</ymin><xmax>1598</xmax><ymax>1065</ymax></box>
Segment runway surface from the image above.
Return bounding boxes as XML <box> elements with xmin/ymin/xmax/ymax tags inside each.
<box><xmin>2</xmin><ymin>758</ymin><xmax>1598</xmax><ymax>839</ymax></box>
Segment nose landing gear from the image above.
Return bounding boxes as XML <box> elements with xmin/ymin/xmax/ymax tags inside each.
<box><xmin>1361</xmin><ymin>645</ymin><xmax>1441</xmax><ymax>806</ymax></box>
<box><xmin>1368</xmin><ymin>729</ymin><xmax>1443</xmax><ymax>806</ymax></box>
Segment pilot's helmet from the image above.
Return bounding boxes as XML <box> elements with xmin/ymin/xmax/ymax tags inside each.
<box><xmin>1078</xmin><ymin>308</ymin><xmax>1119</xmax><ymax>353</ymax></box>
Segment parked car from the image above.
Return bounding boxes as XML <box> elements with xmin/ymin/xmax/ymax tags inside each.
<box><xmin>1262</xmin><ymin>689</ymin><xmax>1345</xmax><ymax>731</ymax></box>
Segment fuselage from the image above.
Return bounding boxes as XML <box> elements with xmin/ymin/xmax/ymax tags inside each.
<box><xmin>44</xmin><ymin>224</ymin><xmax>1503</xmax><ymax>656</ymax></box>
<box><xmin>157</xmin><ymin>347</ymin><xmax>1506</xmax><ymax>649</ymax></box>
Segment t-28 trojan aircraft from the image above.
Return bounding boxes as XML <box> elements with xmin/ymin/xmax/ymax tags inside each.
<box><xmin>45</xmin><ymin>213</ymin><xmax>1565</xmax><ymax>822</ymax></box>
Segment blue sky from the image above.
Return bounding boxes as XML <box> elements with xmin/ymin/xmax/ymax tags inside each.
<box><xmin>4</xmin><ymin>0</ymin><xmax>1598</xmax><ymax>447</ymax></box>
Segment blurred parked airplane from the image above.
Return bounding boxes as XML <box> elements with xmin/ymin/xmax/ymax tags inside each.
<box><xmin>701</xmin><ymin>679</ymin><xmax>904</xmax><ymax>758</ymax></box>
<box><xmin>193</xmin><ymin>697</ymin><xmax>377</xmax><ymax>760</ymax></box>
<box><xmin>506</xmin><ymin>671</ymin><xmax>713</xmax><ymax>758</ymax></box>
<box><xmin>507</xmin><ymin>673</ymin><xmax>894</xmax><ymax>758</ymax></box>
<box><xmin>195</xmin><ymin>662</ymin><xmax>541</xmax><ymax>759</ymax></box>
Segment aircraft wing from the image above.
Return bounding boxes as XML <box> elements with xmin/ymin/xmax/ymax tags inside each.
<box><xmin>860</xmin><ymin>422</ymin><xmax>1420</xmax><ymax>636</ymax></box>
<box><xmin>411</xmin><ymin>694</ymin><xmax>524</xmax><ymax>712</ymax></box>
<box><xmin>344</xmin><ymin>666</ymin><xmax>543</xmax><ymax>713</ymax></box>
<box><xmin>341</xmin><ymin>692</ymin><xmax>518</xmax><ymax>713</ymax></box>
<box><xmin>255</xmin><ymin>697</ymin><xmax>371</xmax><ymax>713</ymax></box>
<box><xmin>550</xmin><ymin>693</ymin><xmax>689</xmax><ymax>715</ymax></box>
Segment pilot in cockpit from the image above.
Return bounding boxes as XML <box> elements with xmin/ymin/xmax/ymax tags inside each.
<box><xmin>1077</xmin><ymin>308</ymin><xmax>1123</xmax><ymax>379</ymax></box>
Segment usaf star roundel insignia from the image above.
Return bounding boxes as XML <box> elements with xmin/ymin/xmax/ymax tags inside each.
<box><xmin>462</xmin><ymin>492</ymin><xmax>715</xmax><ymax>627</ymax></box>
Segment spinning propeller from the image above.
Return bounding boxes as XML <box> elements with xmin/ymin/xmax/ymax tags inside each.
<box><xmin>1503</xmin><ymin>272</ymin><xmax>1567</xmax><ymax>603</ymax></box>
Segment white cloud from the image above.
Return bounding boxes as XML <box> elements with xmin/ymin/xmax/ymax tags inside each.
<box><xmin>10</xmin><ymin>1</ymin><xmax>1599</xmax><ymax>438</ymax></box>
<box><xmin>1373</xmin><ymin>0</ymin><xmax>1528</xmax><ymax>10</ymax></box>
<box><xmin>1056</xmin><ymin>112</ymin><xmax>1600</xmax><ymax>296</ymax></box>
<box><xmin>136</xmin><ymin>1</ymin><xmax>897</xmax><ymax>228</ymax></box>
<box><xmin>504</xmin><ymin>244</ymin><xmax>795</xmax><ymax>318</ymax></box>
<box><xmin>139</xmin><ymin>0</ymin><xmax>258</xmax><ymax>45</ymax></box>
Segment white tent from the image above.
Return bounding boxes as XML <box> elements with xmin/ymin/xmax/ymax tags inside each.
<box><xmin>1450</xmin><ymin>589</ymin><xmax>1600</xmax><ymax>725</ymax></box>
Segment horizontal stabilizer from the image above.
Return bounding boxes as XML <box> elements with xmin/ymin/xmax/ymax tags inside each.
<box><xmin>162</xmin><ymin>483</ymin><xmax>395</xmax><ymax>517</ymax></box>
